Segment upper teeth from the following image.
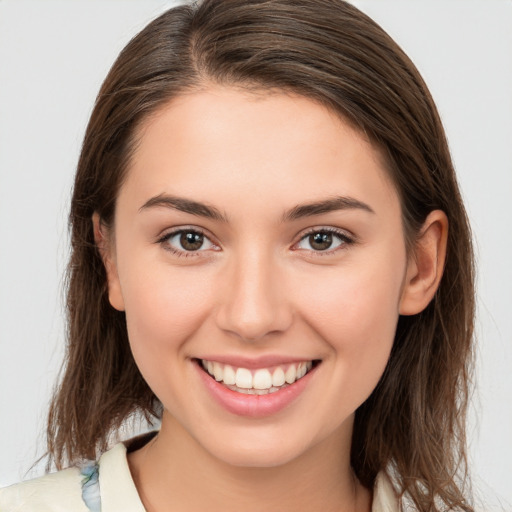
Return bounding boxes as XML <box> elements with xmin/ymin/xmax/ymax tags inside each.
<box><xmin>201</xmin><ymin>360</ymin><xmax>313</xmax><ymax>390</ymax></box>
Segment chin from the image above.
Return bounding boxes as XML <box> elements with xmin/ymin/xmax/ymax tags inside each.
<box><xmin>209</xmin><ymin>440</ymin><xmax>307</xmax><ymax>469</ymax></box>
<box><xmin>195</xmin><ymin>423</ymin><xmax>328</xmax><ymax>469</ymax></box>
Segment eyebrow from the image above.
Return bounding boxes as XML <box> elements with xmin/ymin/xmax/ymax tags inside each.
<box><xmin>139</xmin><ymin>193</ymin><xmax>374</xmax><ymax>223</ymax></box>
<box><xmin>139</xmin><ymin>194</ymin><xmax>228</xmax><ymax>222</ymax></box>
<box><xmin>282</xmin><ymin>196</ymin><xmax>375</xmax><ymax>221</ymax></box>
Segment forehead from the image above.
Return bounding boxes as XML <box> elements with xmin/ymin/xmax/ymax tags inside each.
<box><xmin>121</xmin><ymin>86</ymin><xmax>399</xmax><ymax>219</ymax></box>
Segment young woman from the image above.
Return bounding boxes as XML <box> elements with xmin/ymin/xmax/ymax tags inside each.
<box><xmin>0</xmin><ymin>0</ymin><xmax>475</xmax><ymax>510</ymax></box>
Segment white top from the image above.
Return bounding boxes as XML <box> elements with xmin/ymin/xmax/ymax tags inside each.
<box><xmin>0</xmin><ymin>441</ymin><xmax>399</xmax><ymax>511</ymax></box>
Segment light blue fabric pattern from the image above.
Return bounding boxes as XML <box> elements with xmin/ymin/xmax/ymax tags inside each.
<box><xmin>80</xmin><ymin>461</ymin><xmax>101</xmax><ymax>512</ymax></box>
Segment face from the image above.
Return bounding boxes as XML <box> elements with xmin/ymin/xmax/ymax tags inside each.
<box><xmin>103</xmin><ymin>86</ymin><xmax>412</xmax><ymax>468</ymax></box>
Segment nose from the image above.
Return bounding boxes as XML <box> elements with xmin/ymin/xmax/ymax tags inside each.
<box><xmin>215</xmin><ymin>249</ymin><xmax>293</xmax><ymax>342</ymax></box>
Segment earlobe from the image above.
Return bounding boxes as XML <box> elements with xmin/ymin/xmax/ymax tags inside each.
<box><xmin>399</xmin><ymin>210</ymin><xmax>448</xmax><ymax>316</ymax></box>
<box><xmin>92</xmin><ymin>213</ymin><xmax>125</xmax><ymax>312</ymax></box>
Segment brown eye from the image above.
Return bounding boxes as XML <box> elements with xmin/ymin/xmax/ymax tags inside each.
<box><xmin>296</xmin><ymin>229</ymin><xmax>350</xmax><ymax>253</ymax></box>
<box><xmin>180</xmin><ymin>231</ymin><xmax>204</xmax><ymax>251</ymax></box>
<box><xmin>162</xmin><ymin>229</ymin><xmax>216</xmax><ymax>253</ymax></box>
<box><xmin>309</xmin><ymin>232</ymin><xmax>333</xmax><ymax>251</ymax></box>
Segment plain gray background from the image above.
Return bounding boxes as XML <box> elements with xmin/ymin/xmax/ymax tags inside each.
<box><xmin>1</xmin><ymin>1</ymin><xmax>511</xmax><ymax>510</ymax></box>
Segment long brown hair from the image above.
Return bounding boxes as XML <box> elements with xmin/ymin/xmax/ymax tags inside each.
<box><xmin>47</xmin><ymin>1</ymin><xmax>475</xmax><ymax>510</ymax></box>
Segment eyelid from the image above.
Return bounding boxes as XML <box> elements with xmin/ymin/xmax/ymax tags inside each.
<box><xmin>156</xmin><ymin>225</ymin><xmax>221</xmax><ymax>256</ymax></box>
<box><xmin>155</xmin><ymin>225</ymin><xmax>354</xmax><ymax>258</ymax></box>
<box><xmin>292</xmin><ymin>226</ymin><xmax>355</xmax><ymax>254</ymax></box>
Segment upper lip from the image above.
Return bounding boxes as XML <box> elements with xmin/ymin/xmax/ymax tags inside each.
<box><xmin>194</xmin><ymin>355</ymin><xmax>319</xmax><ymax>369</ymax></box>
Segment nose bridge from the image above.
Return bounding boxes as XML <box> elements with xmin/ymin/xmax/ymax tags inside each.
<box><xmin>216</xmin><ymin>245</ymin><xmax>291</xmax><ymax>341</ymax></box>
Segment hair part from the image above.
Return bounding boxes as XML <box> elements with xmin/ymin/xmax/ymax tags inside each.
<box><xmin>47</xmin><ymin>1</ymin><xmax>475</xmax><ymax>510</ymax></box>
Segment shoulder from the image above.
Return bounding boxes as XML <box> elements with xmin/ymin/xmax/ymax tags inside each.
<box><xmin>0</xmin><ymin>466</ymin><xmax>89</xmax><ymax>512</ymax></box>
<box><xmin>372</xmin><ymin>471</ymin><xmax>400</xmax><ymax>512</ymax></box>
<box><xmin>0</xmin><ymin>440</ymin><xmax>146</xmax><ymax>512</ymax></box>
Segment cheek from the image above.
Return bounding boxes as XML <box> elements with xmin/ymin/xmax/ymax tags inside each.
<box><xmin>117</xmin><ymin>257</ymin><xmax>216</xmax><ymax>379</ymax></box>
<box><xmin>301</xmin><ymin>261</ymin><xmax>403</xmax><ymax>338</ymax></box>
<box><xmin>296</xmin><ymin>253</ymin><xmax>405</xmax><ymax>391</ymax></box>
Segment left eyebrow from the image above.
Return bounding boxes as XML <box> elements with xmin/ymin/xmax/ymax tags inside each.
<box><xmin>138</xmin><ymin>193</ymin><xmax>228</xmax><ymax>222</ymax></box>
<box><xmin>282</xmin><ymin>196</ymin><xmax>375</xmax><ymax>222</ymax></box>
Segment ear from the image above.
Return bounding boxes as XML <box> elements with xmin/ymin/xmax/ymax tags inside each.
<box><xmin>399</xmin><ymin>210</ymin><xmax>448</xmax><ymax>316</ymax></box>
<box><xmin>92</xmin><ymin>212</ymin><xmax>125</xmax><ymax>311</ymax></box>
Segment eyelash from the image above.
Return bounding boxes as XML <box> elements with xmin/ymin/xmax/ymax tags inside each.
<box><xmin>156</xmin><ymin>226</ymin><xmax>354</xmax><ymax>258</ymax></box>
<box><xmin>157</xmin><ymin>227</ymin><xmax>219</xmax><ymax>258</ymax></box>
<box><xmin>292</xmin><ymin>227</ymin><xmax>355</xmax><ymax>256</ymax></box>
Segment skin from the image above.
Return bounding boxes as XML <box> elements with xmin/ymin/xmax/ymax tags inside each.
<box><xmin>94</xmin><ymin>86</ymin><xmax>447</xmax><ymax>512</ymax></box>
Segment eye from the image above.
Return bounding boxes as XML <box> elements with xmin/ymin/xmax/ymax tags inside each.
<box><xmin>159</xmin><ymin>229</ymin><xmax>217</xmax><ymax>254</ymax></box>
<box><xmin>295</xmin><ymin>229</ymin><xmax>352</xmax><ymax>252</ymax></box>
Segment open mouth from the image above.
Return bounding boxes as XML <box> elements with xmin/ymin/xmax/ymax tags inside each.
<box><xmin>195</xmin><ymin>358</ymin><xmax>320</xmax><ymax>395</ymax></box>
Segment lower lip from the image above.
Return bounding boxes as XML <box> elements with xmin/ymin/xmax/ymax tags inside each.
<box><xmin>194</xmin><ymin>361</ymin><xmax>317</xmax><ymax>418</ymax></box>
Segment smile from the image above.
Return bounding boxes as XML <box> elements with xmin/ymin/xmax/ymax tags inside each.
<box><xmin>194</xmin><ymin>357</ymin><xmax>320</xmax><ymax>417</ymax></box>
<box><xmin>199</xmin><ymin>359</ymin><xmax>315</xmax><ymax>395</ymax></box>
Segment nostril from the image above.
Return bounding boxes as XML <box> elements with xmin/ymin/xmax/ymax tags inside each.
<box><xmin>214</xmin><ymin>267</ymin><xmax>293</xmax><ymax>341</ymax></box>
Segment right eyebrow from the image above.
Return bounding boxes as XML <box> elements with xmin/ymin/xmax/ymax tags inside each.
<box><xmin>282</xmin><ymin>195</ymin><xmax>375</xmax><ymax>222</ymax></box>
<box><xmin>138</xmin><ymin>193</ymin><xmax>228</xmax><ymax>222</ymax></box>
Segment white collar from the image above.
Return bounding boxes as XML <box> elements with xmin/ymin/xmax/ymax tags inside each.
<box><xmin>98</xmin><ymin>440</ymin><xmax>399</xmax><ymax>512</ymax></box>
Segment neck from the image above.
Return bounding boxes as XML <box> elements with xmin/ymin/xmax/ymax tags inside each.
<box><xmin>128</xmin><ymin>414</ymin><xmax>371</xmax><ymax>512</ymax></box>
